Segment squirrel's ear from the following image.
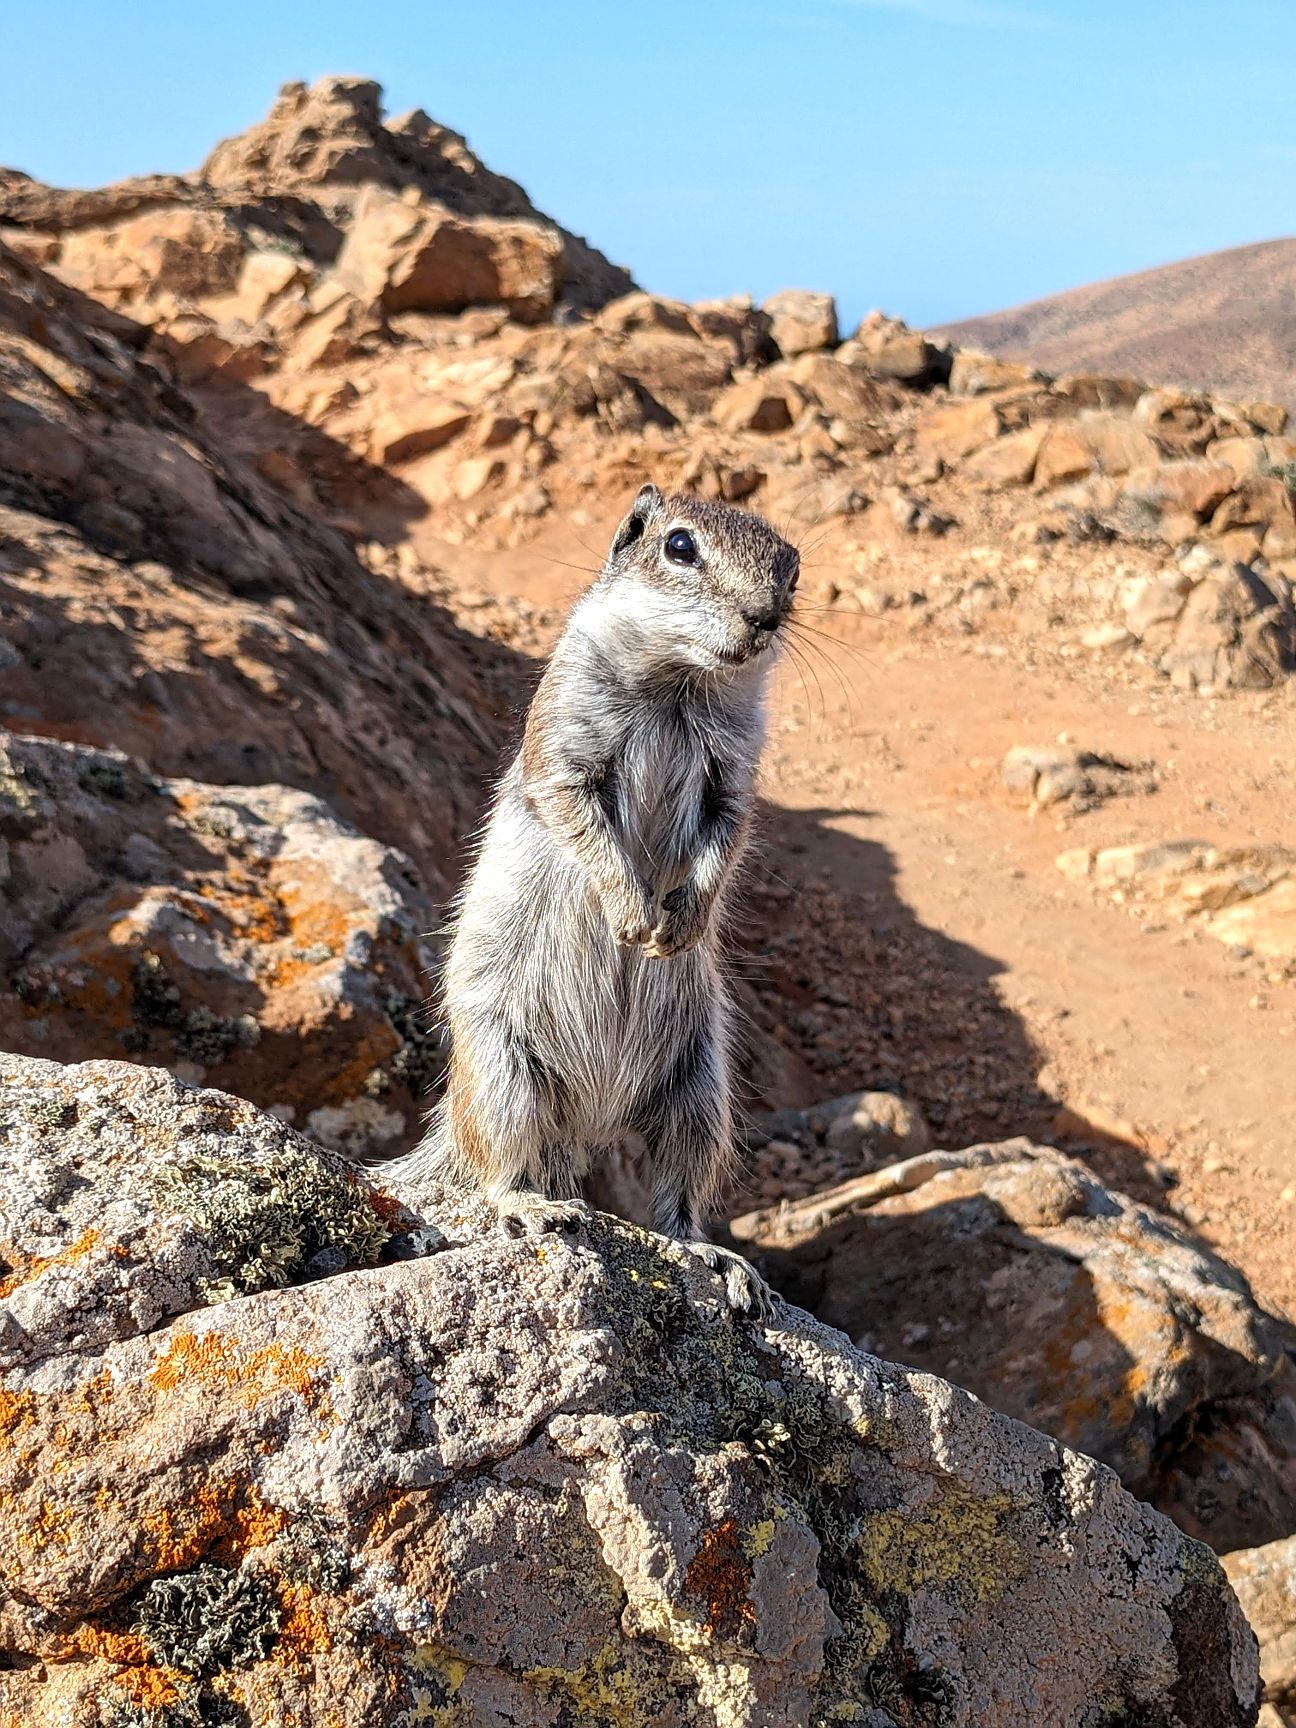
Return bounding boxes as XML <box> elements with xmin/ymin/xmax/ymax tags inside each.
<box><xmin>608</xmin><ymin>482</ymin><xmax>660</xmax><ymax>561</ymax></box>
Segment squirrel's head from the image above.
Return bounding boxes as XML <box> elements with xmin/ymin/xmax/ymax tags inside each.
<box><xmin>595</xmin><ymin>484</ymin><xmax>800</xmax><ymax>674</ymax></box>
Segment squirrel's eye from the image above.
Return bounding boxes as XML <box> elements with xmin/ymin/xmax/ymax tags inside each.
<box><xmin>665</xmin><ymin>529</ymin><xmax>698</xmax><ymax>565</ymax></box>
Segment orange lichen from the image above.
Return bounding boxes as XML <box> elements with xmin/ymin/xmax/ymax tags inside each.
<box><xmin>63</xmin><ymin>1623</ymin><xmax>152</xmax><ymax>1666</ymax></box>
<box><xmin>683</xmin><ymin>1520</ymin><xmax>756</xmax><ymax>1639</ymax></box>
<box><xmin>0</xmin><ymin>1388</ymin><xmax>36</xmax><ymax>1445</ymax></box>
<box><xmin>0</xmin><ymin>1227</ymin><xmax>102</xmax><ymax>1301</ymax></box>
<box><xmin>278</xmin><ymin>1581</ymin><xmax>335</xmax><ymax>1661</ymax></box>
<box><xmin>149</xmin><ymin>1329</ymin><xmax>328</xmax><ymax>1412</ymax></box>
<box><xmin>140</xmin><ymin>1479</ymin><xmax>292</xmax><ymax>1574</ymax></box>
<box><xmin>108</xmin><ymin>1663</ymin><xmax>189</xmax><ymax>1711</ymax></box>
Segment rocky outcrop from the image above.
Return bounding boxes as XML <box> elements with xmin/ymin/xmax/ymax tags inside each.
<box><xmin>733</xmin><ymin>1138</ymin><xmax>1296</xmax><ymax>1551</ymax></box>
<box><xmin>0</xmin><ymin>76</ymin><xmax>633</xmax><ymax>329</ymax></box>
<box><xmin>0</xmin><ymin>732</ymin><xmax>441</xmax><ymax>1157</ymax></box>
<box><xmin>0</xmin><ymin>1055</ymin><xmax>1261</xmax><ymax>1726</ymax></box>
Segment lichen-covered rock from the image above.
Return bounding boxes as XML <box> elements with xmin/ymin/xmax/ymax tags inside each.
<box><xmin>0</xmin><ymin>731</ymin><xmax>442</xmax><ymax>1156</ymax></box>
<box><xmin>733</xmin><ymin>1139</ymin><xmax>1296</xmax><ymax>1552</ymax></box>
<box><xmin>0</xmin><ymin>1056</ymin><xmax>1261</xmax><ymax>1725</ymax></box>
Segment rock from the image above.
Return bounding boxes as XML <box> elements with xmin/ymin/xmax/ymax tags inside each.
<box><xmin>914</xmin><ymin>397</ymin><xmax>1002</xmax><ymax>461</ymax></box>
<box><xmin>1137</xmin><ymin>461</ymin><xmax>1239</xmax><ymax>522</ymax></box>
<box><xmin>334</xmin><ymin>185</ymin><xmax>566</xmax><ymax>323</ymax></box>
<box><xmin>1224</xmin><ymin>1536</ymin><xmax>1296</xmax><ymax>1708</ymax></box>
<box><xmin>0</xmin><ymin>1057</ymin><xmax>1261</xmax><ymax>1726</ymax></box>
<box><xmin>735</xmin><ymin>1136</ymin><xmax>1296</xmax><ymax>1553</ymax></box>
<box><xmin>1162</xmin><ymin>565</ymin><xmax>1296</xmax><ymax>691</ymax></box>
<box><xmin>762</xmin><ymin>287</ymin><xmax>838</xmax><ymax>356</ymax></box>
<box><xmin>1034</xmin><ymin>413</ymin><xmax>1159</xmax><ymax>487</ymax></box>
<box><xmin>686</xmin><ymin>294</ymin><xmax>775</xmax><ymax>364</ymax></box>
<box><xmin>1207</xmin><ymin>435</ymin><xmax>1269</xmax><ymax>480</ymax></box>
<box><xmin>0</xmin><ymin>731</ymin><xmax>442</xmax><ymax>1157</ymax></box>
<box><xmin>1247</xmin><ymin>401</ymin><xmax>1291</xmax><ymax>436</ymax></box>
<box><xmin>962</xmin><ymin>424</ymin><xmax>1048</xmax><ymax>487</ymax></box>
<box><xmin>949</xmin><ymin>351</ymin><xmax>1041</xmax><ymax>395</ymax></box>
<box><xmin>606</xmin><ymin>328</ymin><xmax>734</xmax><ymax>419</ymax></box>
<box><xmin>816</xmin><ymin>1090</ymin><xmax>932</xmax><ymax>1166</ymax></box>
<box><xmin>53</xmin><ymin>206</ymin><xmax>248</xmax><ymax>312</ymax></box>
<box><xmin>1056</xmin><ymin>839</ymin><xmax>1296</xmax><ymax>961</ymax></box>
<box><xmin>1134</xmin><ymin>388</ymin><xmax>1218</xmax><ymax>457</ymax></box>
<box><xmin>999</xmin><ymin>745</ymin><xmax>1155</xmax><ymax>808</ymax></box>
<box><xmin>1052</xmin><ymin>374</ymin><xmax>1148</xmax><ymax>411</ymax></box>
<box><xmin>593</xmin><ymin>291</ymin><xmax>695</xmax><ymax>336</ymax></box>
<box><xmin>367</xmin><ymin>393</ymin><xmax>472</xmax><ymax>463</ymax></box>
<box><xmin>711</xmin><ymin>374</ymin><xmax>799</xmax><ymax>434</ymax></box>
<box><xmin>1124</xmin><ymin>570</ymin><xmax>1197</xmax><ymax>636</ymax></box>
<box><xmin>844</xmin><ymin>311</ymin><xmax>942</xmax><ymax>385</ymax></box>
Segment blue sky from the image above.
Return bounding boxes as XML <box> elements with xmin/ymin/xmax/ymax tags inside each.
<box><xmin>4</xmin><ymin>1</ymin><xmax>1295</xmax><ymax>330</ymax></box>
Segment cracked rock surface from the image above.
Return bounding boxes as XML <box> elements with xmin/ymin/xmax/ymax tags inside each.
<box><xmin>0</xmin><ymin>1054</ymin><xmax>1260</xmax><ymax>1726</ymax></box>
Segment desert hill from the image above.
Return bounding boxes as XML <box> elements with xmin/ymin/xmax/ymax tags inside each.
<box><xmin>934</xmin><ymin>236</ymin><xmax>1296</xmax><ymax>414</ymax></box>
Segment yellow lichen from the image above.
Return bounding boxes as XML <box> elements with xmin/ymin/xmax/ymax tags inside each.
<box><xmin>856</xmin><ymin>1485</ymin><xmax>1027</xmax><ymax>1607</ymax></box>
<box><xmin>525</xmin><ymin>1640</ymin><xmax>640</xmax><ymax>1726</ymax></box>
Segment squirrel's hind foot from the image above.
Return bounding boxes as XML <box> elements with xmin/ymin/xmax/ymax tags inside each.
<box><xmin>498</xmin><ymin>1192</ymin><xmax>589</xmax><ymax>1238</ymax></box>
<box><xmin>685</xmin><ymin>1241</ymin><xmax>781</xmax><ymax>1321</ymax></box>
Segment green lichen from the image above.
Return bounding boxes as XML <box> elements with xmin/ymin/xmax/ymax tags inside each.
<box><xmin>149</xmin><ymin>1144</ymin><xmax>390</xmax><ymax>1302</ymax></box>
<box><xmin>174</xmin><ymin>1005</ymin><xmax>261</xmax><ymax>1067</ymax></box>
<box><xmin>134</xmin><ymin>1561</ymin><xmax>280</xmax><ymax>1676</ymax></box>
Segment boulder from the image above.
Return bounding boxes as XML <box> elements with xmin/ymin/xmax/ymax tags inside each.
<box><xmin>843</xmin><ymin>311</ymin><xmax>942</xmax><ymax>385</ymax></box>
<box><xmin>735</xmin><ymin>1137</ymin><xmax>1296</xmax><ymax>1553</ymax></box>
<box><xmin>1224</xmin><ymin>1536</ymin><xmax>1296</xmax><ymax>1713</ymax></box>
<box><xmin>914</xmin><ymin>397</ymin><xmax>1002</xmax><ymax>460</ymax></box>
<box><xmin>0</xmin><ymin>1056</ymin><xmax>1262</xmax><ymax>1726</ymax></box>
<box><xmin>1034</xmin><ymin>413</ymin><xmax>1159</xmax><ymax>487</ymax></box>
<box><xmin>334</xmin><ymin>185</ymin><xmax>565</xmax><ymax>323</ymax></box>
<box><xmin>962</xmin><ymin>425</ymin><xmax>1048</xmax><ymax>487</ymax></box>
<box><xmin>52</xmin><ymin>206</ymin><xmax>248</xmax><ymax>311</ymax></box>
<box><xmin>1124</xmin><ymin>570</ymin><xmax>1198</xmax><ymax>636</ymax></box>
<box><xmin>1056</xmin><ymin>839</ymin><xmax>1296</xmax><ymax>962</ymax></box>
<box><xmin>949</xmin><ymin>351</ymin><xmax>1041</xmax><ymax>395</ymax></box>
<box><xmin>1161</xmin><ymin>565</ymin><xmax>1296</xmax><ymax>691</ymax></box>
<box><xmin>605</xmin><ymin>329</ymin><xmax>734</xmax><ymax>419</ymax></box>
<box><xmin>762</xmin><ymin>287</ymin><xmax>838</xmax><ymax>355</ymax></box>
<box><xmin>686</xmin><ymin>294</ymin><xmax>775</xmax><ymax>364</ymax></box>
<box><xmin>711</xmin><ymin>374</ymin><xmax>800</xmax><ymax>434</ymax></box>
<box><xmin>1134</xmin><ymin>388</ymin><xmax>1218</xmax><ymax>457</ymax></box>
<box><xmin>1052</xmin><ymin>374</ymin><xmax>1148</xmax><ymax>412</ymax></box>
<box><xmin>0</xmin><ymin>731</ymin><xmax>442</xmax><ymax>1158</ymax></box>
<box><xmin>999</xmin><ymin>744</ymin><xmax>1155</xmax><ymax>808</ymax></box>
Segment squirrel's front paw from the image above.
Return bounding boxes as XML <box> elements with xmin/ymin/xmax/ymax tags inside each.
<box><xmin>602</xmin><ymin>883</ymin><xmax>655</xmax><ymax>948</ymax></box>
<box><xmin>641</xmin><ymin>889</ymin><xmax>708</xmax><ymax>959</ymax></box>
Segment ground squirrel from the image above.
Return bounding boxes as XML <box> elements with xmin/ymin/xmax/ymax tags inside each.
<box><xmin>394</xmin><ymin>484</ymin><xmax>799</xmax><ymax>1314</ymax></box>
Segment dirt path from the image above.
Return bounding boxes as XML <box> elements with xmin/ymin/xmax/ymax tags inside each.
<box><xmin>417</xmin><ymin>513</ymin><xmax>1296</xmax><ymax>1323</ymax></box>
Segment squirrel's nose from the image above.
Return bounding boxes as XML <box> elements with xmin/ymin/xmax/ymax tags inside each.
<box><xmin>741</xmin><ymin>604</ymin><xmax>781</xmax><ymax>632</ymax></box>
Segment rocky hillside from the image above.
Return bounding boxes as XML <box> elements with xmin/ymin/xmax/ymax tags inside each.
<box><xmin>934</xmin><ymin>237</ymin><xmax>1296</xmax><ymax>416</ymax></box>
